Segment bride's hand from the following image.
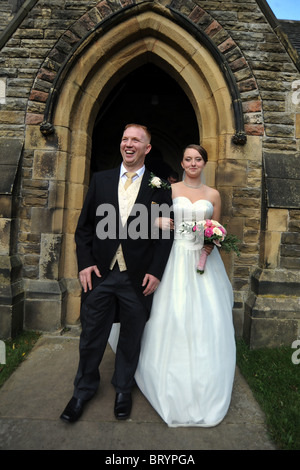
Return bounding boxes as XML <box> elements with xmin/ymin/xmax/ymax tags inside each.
<box><xmin>204</xmin><ymin>244</ymin><xmax>214</xmax><ymax>255</ymax></box>
<box><xmin>154</xmin><ymin>217</ymin><xmax>174</xmax><ymax>231</ymax></box>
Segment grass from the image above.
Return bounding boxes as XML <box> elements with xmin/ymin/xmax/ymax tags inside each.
<box><xmin>0</xmin><ymin>330</ymin><xmax>41</xmax><ymax>388</ymax></box>
<box><xmin>236</xmin><ymin>339</ymin><xmax>300</xmax><ymax>450</ymax></box>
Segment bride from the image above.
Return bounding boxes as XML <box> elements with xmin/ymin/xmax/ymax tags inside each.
<box><xmin>134</xmin><ymin>144</ymin><xmax>236</xmax><ymax>427</ymax></box>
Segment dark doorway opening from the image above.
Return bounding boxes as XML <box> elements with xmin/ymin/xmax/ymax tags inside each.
<box><xmin>91</xmin><ymin>63</ymin><xmax>199</xmax><ymax>181</ymax></box>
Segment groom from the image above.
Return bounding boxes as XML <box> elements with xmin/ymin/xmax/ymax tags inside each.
<box><xmin>60</xmin><ymin>124</ymin><xmax>174</xmax><ymax>423</ymax></box>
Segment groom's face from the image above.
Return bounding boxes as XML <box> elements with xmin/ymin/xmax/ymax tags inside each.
<box><xmin>120</xmin><ymin>126</ymin><xmax>151</xmax><ymax>171</ymax></box>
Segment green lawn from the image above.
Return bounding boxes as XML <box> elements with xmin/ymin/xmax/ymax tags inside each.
<box><xmin>236</xmin><ymin>339</ymin><xmax>300</xmax><ymax>450</ymax></box>
<box><xmin>0</xmin><ymin>330</ymin><xmax>41</xmax><ymax>388</ymax></box>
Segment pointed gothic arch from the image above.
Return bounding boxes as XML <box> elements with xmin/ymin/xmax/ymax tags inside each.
<box><xmin>39</xmin><ymin>3</ymin><xmax>246</xmax><ymax>145</ymax></box>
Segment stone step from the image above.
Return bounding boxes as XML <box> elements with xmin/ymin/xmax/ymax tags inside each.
<box><xmin>246</xmin><ymin>292</ymin><xmax>300</xmax><ymax>317</ymax></box>
<box><xmin>251</xmin><ymin>267</ymin><xmax>300</xmax><ymax>297</ymax></box>
<box><xmin>244</xmin><ymin>291</ymin><xmax>300</xmax><ymax>348</ymax></box>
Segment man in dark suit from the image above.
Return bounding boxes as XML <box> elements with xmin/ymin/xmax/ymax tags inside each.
<box><xmin>60</xmin><ymin>124</ymin><xmax>174</xmax><ymax>422</ymax></box>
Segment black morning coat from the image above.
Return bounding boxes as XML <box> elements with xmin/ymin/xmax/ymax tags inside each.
<box><xmin>75</xmin><ymin>166</ymin><xmax>174</xmax><ymax>318</ymax></box>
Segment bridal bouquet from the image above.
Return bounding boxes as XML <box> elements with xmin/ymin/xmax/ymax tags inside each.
<box><xmin>181</xmin><ymin>219</ymin><xmax>240</xmax><ymax>274</ymax></box>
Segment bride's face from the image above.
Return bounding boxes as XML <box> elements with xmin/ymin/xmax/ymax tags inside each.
<box><xmin>181</xmin><ymin>148</ymin><xmax>206</xmax><ymax>178</ymax></box>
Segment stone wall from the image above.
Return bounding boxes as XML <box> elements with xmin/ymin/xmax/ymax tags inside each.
<box><xmin>0</xmin><ymin>0</ymin><xmax>299</xmax><ymax>347</ymax></box>
<box><xmin>0</xmin><ymin>2</ymin><xmax>13</xmax><ymax>35</ymax></box>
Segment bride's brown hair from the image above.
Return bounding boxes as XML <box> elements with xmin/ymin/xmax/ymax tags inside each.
<box><xmin>183</xmin><ymin>144</ymin><xmax>208</xmax><ymax>164</ymax></box>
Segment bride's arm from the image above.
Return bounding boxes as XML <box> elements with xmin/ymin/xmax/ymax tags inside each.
<box><xmin>211</xmin><ymin>189</ymin><xmax>221</xmax><ymax>221</ymax></box>
<box><xmin>154</xmin><ymin>217</ymin><xmax>174</xmax><ymax>230</ymax></box>
<box><xmin>204</xmin><ymin>189</ymin><xmax>221</xmax><ymax>255</ymax></box>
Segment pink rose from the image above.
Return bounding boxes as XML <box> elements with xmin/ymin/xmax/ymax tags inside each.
<box><xmin>205</xmin><ymin>227</ymin><xmax>214</xmax><ymax>237</ymax></box>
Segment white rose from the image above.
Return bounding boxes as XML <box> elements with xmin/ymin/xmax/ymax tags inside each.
<box><xmin>213</xmin><ymin>227</ymin><xmax>222</xmax><ymax>236</ymax></box>
<box><xmin>151</xmin><ymin>176</ymin><xmax>162</xmax><ymax>187</ymax></box>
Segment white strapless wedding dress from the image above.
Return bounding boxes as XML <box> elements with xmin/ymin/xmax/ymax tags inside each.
<box><xmin>110</xmin><ymin>197</ymin><xmax>236</xmax><ymax>427</ymax></box>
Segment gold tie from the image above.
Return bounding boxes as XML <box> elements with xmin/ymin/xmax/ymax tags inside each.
<box><xmin>124</xmin><ymin>172</ymin><xmax>137</xmax><ymax>190</ymax></box>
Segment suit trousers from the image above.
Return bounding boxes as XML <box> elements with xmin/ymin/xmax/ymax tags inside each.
<box><xmin>73</xmin><ymin>265</ymin><xmax>148</xmax><ymax>401</ymax></box>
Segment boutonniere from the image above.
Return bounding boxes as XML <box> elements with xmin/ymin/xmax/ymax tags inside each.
<box><xmin>149</xmin><ymin>173</ymin><xmax>170</xmax><ymax>190</ymax></box>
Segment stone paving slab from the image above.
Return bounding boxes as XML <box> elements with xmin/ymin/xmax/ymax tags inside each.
<box><xmin>0</xmin><ymin>334</ymin><xmax>276</xmax><ymax>451</ymax></box>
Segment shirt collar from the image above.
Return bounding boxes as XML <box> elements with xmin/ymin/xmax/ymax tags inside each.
<box><xmin>120</xmin><ymin>163</ymin><xmax>145</xmax><ymax>178</ymax></box>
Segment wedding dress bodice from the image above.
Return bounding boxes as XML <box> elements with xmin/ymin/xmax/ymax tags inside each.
<box><xmin>173</xmin><ymin>197</ymin><xmax>214</xmax><ymax>250</ymax></box>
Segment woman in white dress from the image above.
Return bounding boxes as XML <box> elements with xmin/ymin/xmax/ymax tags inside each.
<box><xmin>134</xmin><ymin>144</ymin><xmax>236</xmax><ymax>427</ymax></box>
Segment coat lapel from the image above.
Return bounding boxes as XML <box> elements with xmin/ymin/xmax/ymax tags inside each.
<box><xmin>105</xmin><ymin>167</ymin><xmax>120</xmax><ymax>206</ymax></box>
<box><xmin>134</xmin><ymin>168</ymin><xmax>152</xmax><ymax>206</ymax></box>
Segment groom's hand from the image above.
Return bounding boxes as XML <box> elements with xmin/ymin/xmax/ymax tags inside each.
<box><xmin>79</xmin><ymin>265</ymin><xmax>101</xmax><ymax>292</ymax></box>
<box><xmin>142</xmin><ymin>273</ymin><xmax>160</xmax><ymax>296</ymax></box>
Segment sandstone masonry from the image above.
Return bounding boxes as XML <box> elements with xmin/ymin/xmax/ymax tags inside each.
<box><xmin>0</xmin><ymin>0</ymin><xmax>299</xmax><ymax>348</ymax></box>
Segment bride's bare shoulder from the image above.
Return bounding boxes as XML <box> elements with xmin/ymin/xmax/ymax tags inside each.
<box><xmin>171</xmin><ymin>182</ymin><xmax>183</xmax><ymax>189</ymax></box>
<box><xmin>171</xmin><ymin>181</ymin><xmax>184</xmax><ymax>197</ymax></box>
<box><xmin>205</xmin><ymin>185</ymin><xmax>220</xmax><ymax>199</ymax></box>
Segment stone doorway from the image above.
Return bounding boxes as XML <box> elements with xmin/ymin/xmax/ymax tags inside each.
<box><xmin>91</xmin><ymin>63</ymin><xmax>199</xmax><ymax>180</ymax></box>
<box><xmin>22</xmin><ymin>5</ymin><xmax>241</xmax><ymax>330</ymax></box>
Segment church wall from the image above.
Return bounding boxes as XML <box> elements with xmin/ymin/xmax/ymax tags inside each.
<box><xmin>0</xmin><ymin>0</ymin><xmax>299</xmax><ymax>348</ymax></box>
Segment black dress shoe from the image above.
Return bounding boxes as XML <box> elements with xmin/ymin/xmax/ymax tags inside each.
<box><xmin>114</xmin><ymin>392</ymin><xmax>132</xmax><ymax>420</ymax></box>
<box><xmin>60</xmin><ymin>397</ymin><xmax>86</xmax><ymax>423</ymax></box>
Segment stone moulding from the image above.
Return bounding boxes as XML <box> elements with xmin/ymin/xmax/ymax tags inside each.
<box><xmin>168</xmin><ymin>7</ymin><xmax>247</xmax><ymax>145</ymax></box>
<box><xmin>38</xmin><ymin>2</ymin><xmax>247</xmax><ymax>145</ymax></box>
<box><xmin>39</xmin><ymin>120</ymin><xmax>55</xmax><ymax>136</ymax></box>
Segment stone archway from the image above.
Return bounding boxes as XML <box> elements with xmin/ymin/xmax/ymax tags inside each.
<box><xmin>54</xmin><ymin>9</ymin><xmax>236</xmax><ymax>325</ymax></box>
<box><xmin>24</xmin><ymin>5</ymin><xmax>246</xmax><ymax>330</ymax></box>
